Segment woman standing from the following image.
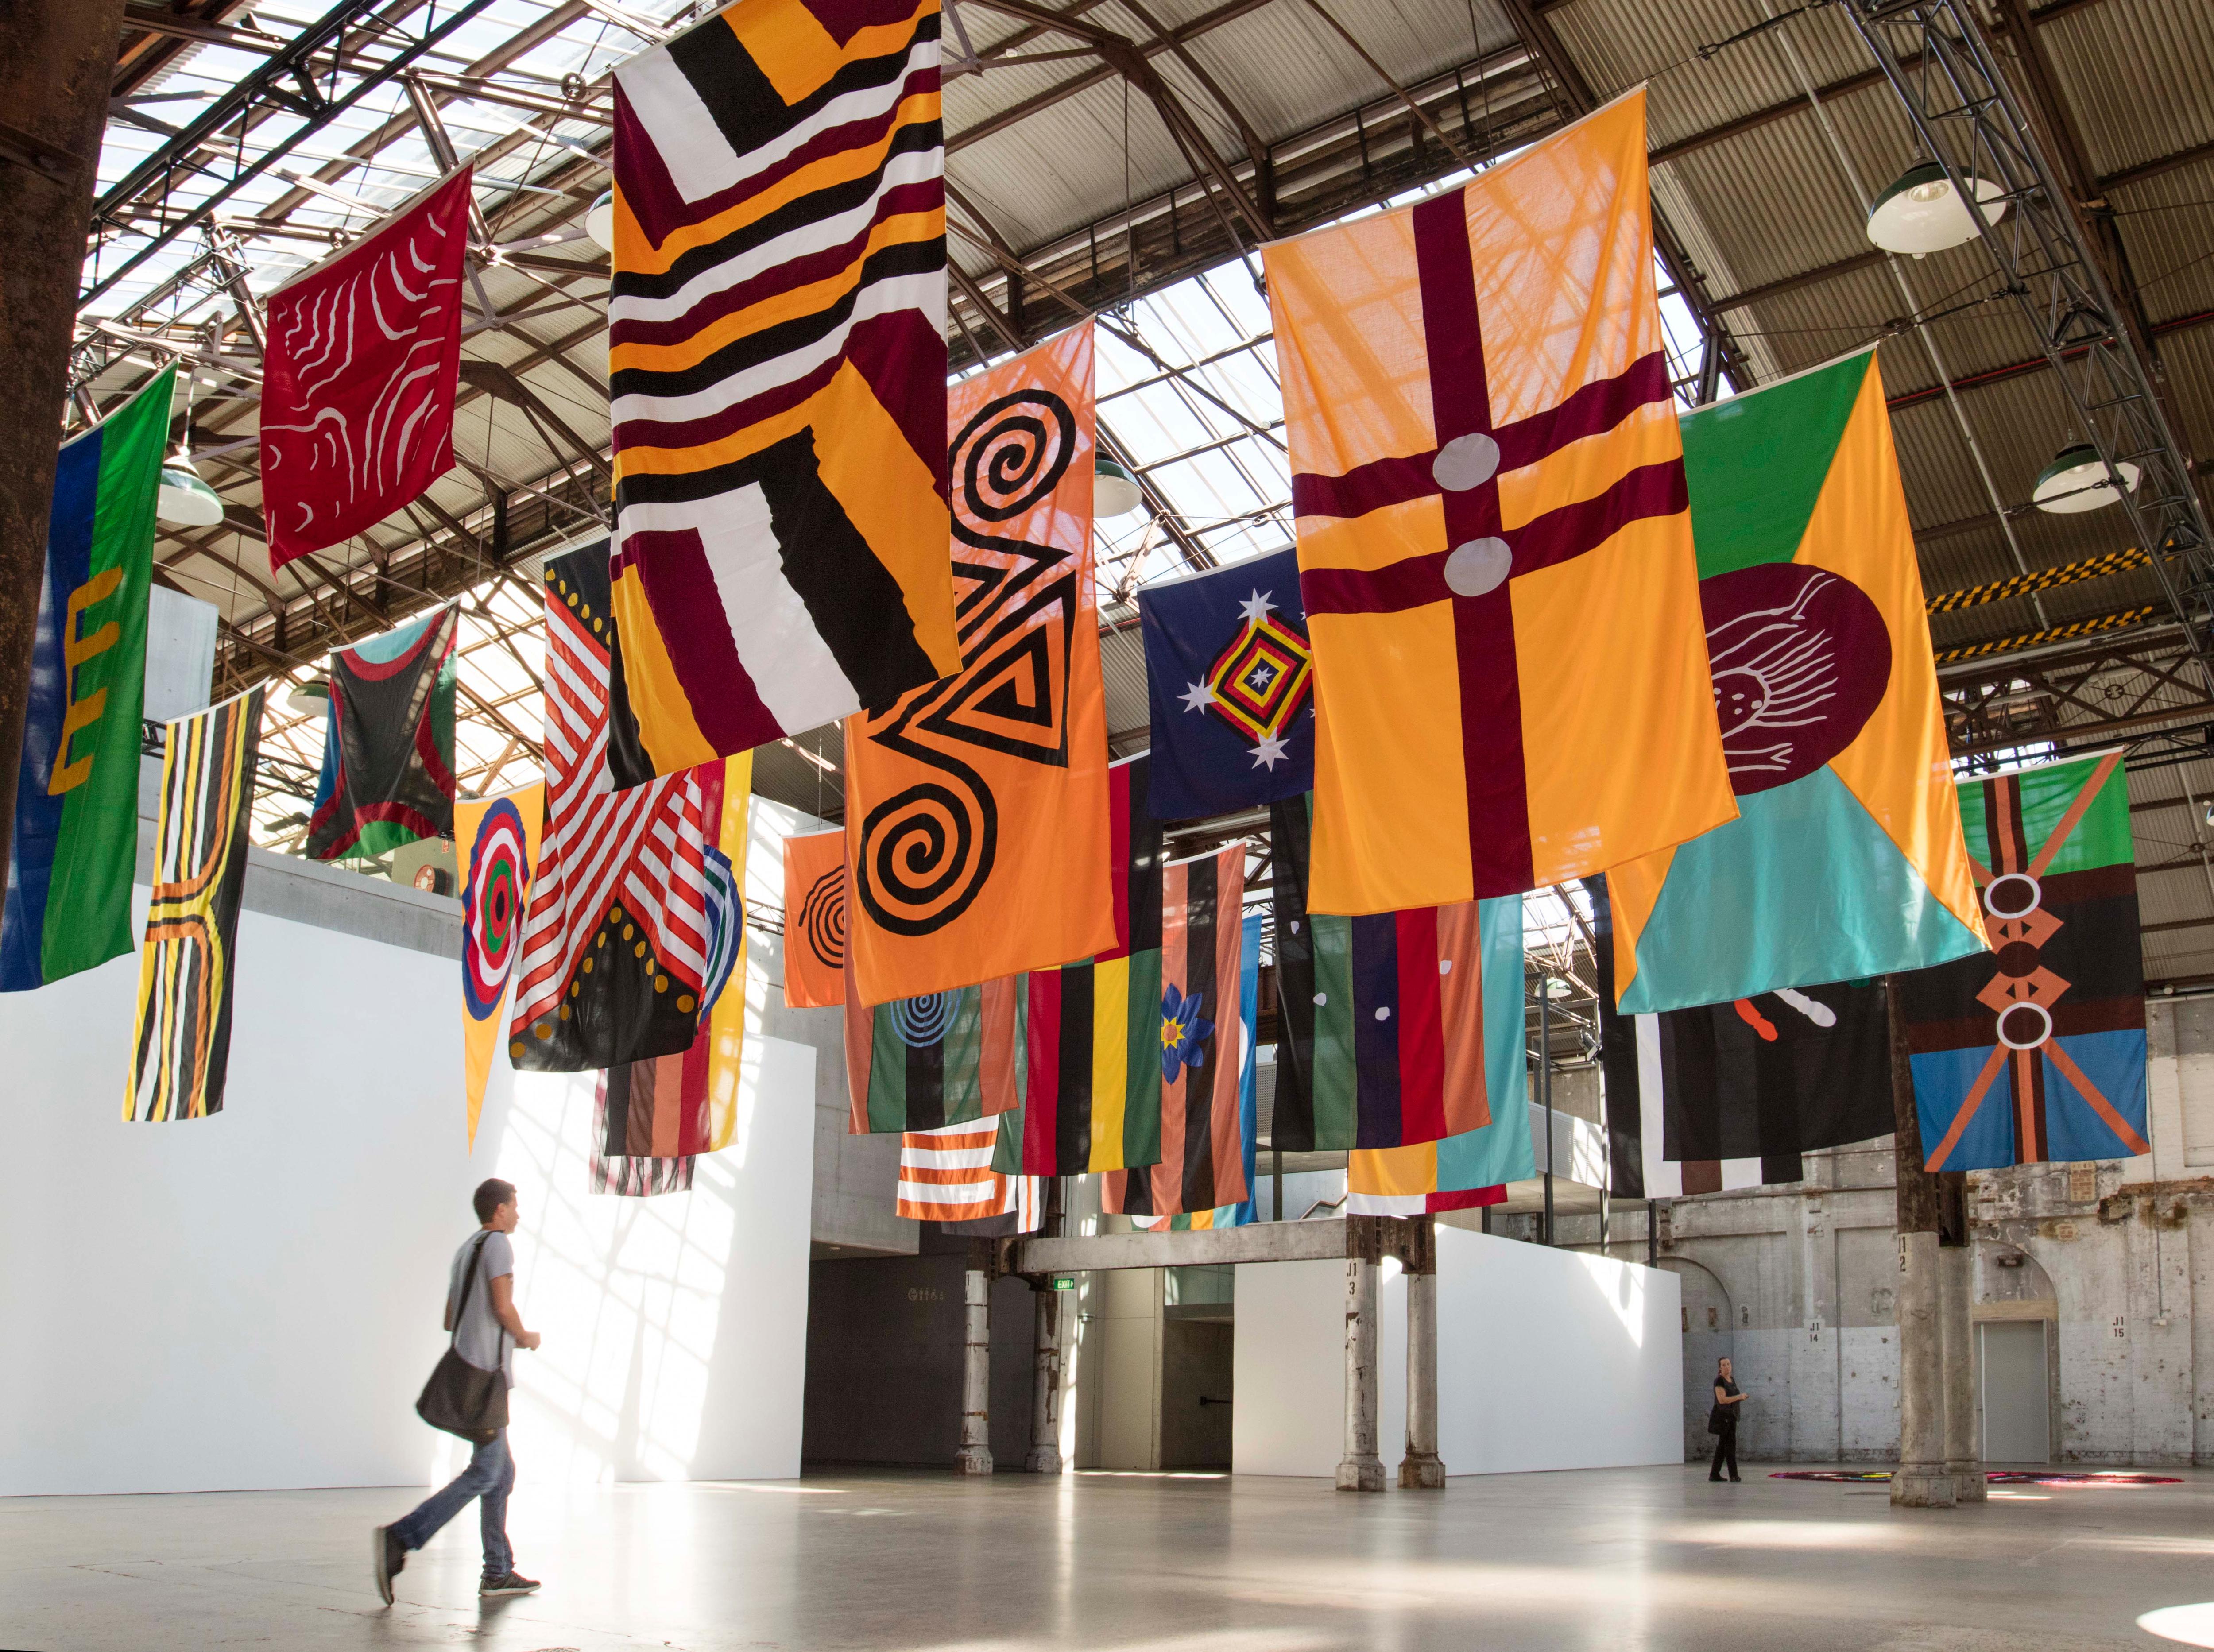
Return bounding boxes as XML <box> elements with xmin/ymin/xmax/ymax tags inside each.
<box><xmin>1708</xmin><ymin>1356</ymin><xmax>1744</xmax><ymax>1482</ymax></box>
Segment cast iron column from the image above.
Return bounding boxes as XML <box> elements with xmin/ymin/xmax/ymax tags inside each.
<box><xmin>1398</xmin><ymin>1217</ymin><xmax>1444</xmax><ymax>1488</ymax></box>
<box><xmin>1888</xmin><ymin>978</ymin><xmax>1955</xmax><ymax>1507</ymax></box>
<box><xmin>957</xmin><ymin>1240</ymin><xmax>994</xmax><ymax>1475</ymax></box>
<box><xmin>1336</xmin><ymin>1215</ymin><xmax>1385</xmax><ymax>1492</ymax></box>
<box><xmin>0</xmin><ymin>2</ymin><xmax>130</xmax><ymax>879</ymax></box>
<box><xmin>1939</xmin><ymin>1173</ymin><xmax>1985</xmax><ymax>1502</ymax></box>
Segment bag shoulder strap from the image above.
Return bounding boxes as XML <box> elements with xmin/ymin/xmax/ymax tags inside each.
<box><xmin>449</xmin><ymin>1232</ymin><xmax>491</xmax><ymax>1351</ymax></box>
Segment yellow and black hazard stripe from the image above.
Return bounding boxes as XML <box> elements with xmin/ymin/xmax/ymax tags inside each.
<box><xmin>1925</xmin><ymin>547</ymin><xmax>2149</xmax><ymax>614</ymax></box>
<box><xmin>1932</xmin><ymin>604</ymin><xmax>2162</xmax><ymax>666</ymax></box>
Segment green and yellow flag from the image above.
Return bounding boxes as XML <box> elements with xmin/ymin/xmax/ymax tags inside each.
<box><xmin>1607</xmin><ymin>347</ymin><xmax>1989</xmax><ymax>1012</ymax></box>
<box><xmin>2</xmin><ymin>370</ymin><xmax>170</xmax><ymax>992</ymax></box>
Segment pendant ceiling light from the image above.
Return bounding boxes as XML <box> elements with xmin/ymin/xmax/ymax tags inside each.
<box><xmin>1866</xmin><ymin>161</ymin><xmax>2007</xmax><ymax>257</ymax></box>
<box><xmin>1095</xmin><ymin>457</ymin><xmax>1144</xmax><ymax>519</ymax></box>
<box><xmin>156</xmin><ymin>457</ymin><xmax>225</xmax><ymax>527</ymax></box>
<box><xmin>584</xmin><ymin>188</ymin><xmax>616</xmax><ymax>254</ymax></box>
<box><xmin>286</xmin><ymin>676</ymin><xmax>331</xmax><ymax>716</ymax></box>
<box><xmin>2032</xmin><ymin>441</ymin><xmax>2140</xmax><ymax>515</ymax></box>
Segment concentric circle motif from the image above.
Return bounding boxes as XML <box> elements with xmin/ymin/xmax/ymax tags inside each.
<box><xmin>799</xmin><ymin>866</ymin><xmax>846</xmax><ymax>971</ymax></box>
<box><xmin>462</xmin><ymin>799</ymin><xmax>530</xmax><ymax>1021</ymax></box>
<box><xmin>890</xmin><ymin>992</ymin><xmax>954</xmax><ymax>1049</ymax></box>
<box><xmin>696</xmin><ymin>845</ymin><xmax>741</xmax><ymax>1017</ymax></box>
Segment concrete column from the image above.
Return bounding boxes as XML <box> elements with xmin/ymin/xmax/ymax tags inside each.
<box><xmin>957</xmin><ymin>1259</ymin><xmax>993</xmax><ymax>1476</ymax></box>
<box><xmin>1335</xmin><ymin>1250</ymin><xmax>1385</xmax><ymax>1492</ymax></box>
<box><xmin>1400</xmin><ymin>1265</ymin><xmax>1444</xmax><ymax>1488</ymax></box>
<box><xmin>0</xmin><ymin>2</ymin><xmax>130</xmax><ymax>880</ymax></box>
<box><xmin>1894</xmin><ymin>1231</ymin><xmax>1952</xmax><ymax>1505</ymax></box>
<box><xmin>1024</xmin><ymin>1285</ymin><xmax>1064</xmax><ymax>1474</ymax></box>
<box><xmin>1940</xmin><ymin>1238</ymin><xmax>1984</xmax><ymax>1501</ymax></box>
<box><xmin>1887</xmin><ymin>980</ymin><xmax>1954</xmax><ymax>1507</ymax></box>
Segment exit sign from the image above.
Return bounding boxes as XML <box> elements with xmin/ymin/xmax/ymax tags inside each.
<box><xmin>1051</xmin><ymin>1275</ymin><xmax>1076</xmax><ymax>1291</ymax></box>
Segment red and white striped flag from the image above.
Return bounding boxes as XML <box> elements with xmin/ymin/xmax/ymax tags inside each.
<box><xmin>897</xmin><ymin>1118</ymin><xmax>1041</xmax><ymax>1233</ymax></box>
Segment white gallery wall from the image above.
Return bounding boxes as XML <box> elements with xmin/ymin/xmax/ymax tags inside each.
<box><xmin>0</xmin><ymin>851</ymin><xmax>813</xmax><ymax>1497</ymax></box>
<box><xmin>1234</xmin><ymin>1230</ymin><xmax>1681</xmax><ymax>1478</ymax></box>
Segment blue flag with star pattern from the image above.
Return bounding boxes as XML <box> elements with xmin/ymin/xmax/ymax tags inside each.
<box><xmin>1138</xmin><ymin>548</ymin><xmax>1316</xmax><ymax>820</ymax></box>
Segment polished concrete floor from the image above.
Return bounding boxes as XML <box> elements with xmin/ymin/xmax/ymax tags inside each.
<box><xmin>6</xmin><ymin>1463</ymin><xmax>2213</xmax><ymax>1651</ymax></box>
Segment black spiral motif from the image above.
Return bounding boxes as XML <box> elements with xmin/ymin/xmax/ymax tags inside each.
<box><xmin>799</xmin><ymin>867</ymin><xmax>847</xmax><ymax>970</ymax></box>
<box><xmin>953</xmin><ymin>390</ymin><xmax>1077</xmax><ymax>531</ymax></box>
<box><xmin>855</xmin><ymin>769</ymin><xmax>999</xmax><ymax>937</ymax></box>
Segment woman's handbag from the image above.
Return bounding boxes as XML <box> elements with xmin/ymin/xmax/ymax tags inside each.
<box><xmin>415</xmin><ymin>1234</ymin><xmax>510</xmax><ymax>1443</ymax></box>
<box><xmin>1707</xmin><ymin>1403</ymin><xmax>1728</xmax><ymax>1435</ymax></box>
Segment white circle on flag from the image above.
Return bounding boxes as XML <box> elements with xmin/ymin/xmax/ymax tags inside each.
<box><xmin>1445</xmin><ymin>538</ymin><xmax>1512</xmax><ymax>597</ymax></box>
<box><xmin>1433</xmin><ymin>433</ymin><xmax>1501</xmax><ymax>491</ymax></box>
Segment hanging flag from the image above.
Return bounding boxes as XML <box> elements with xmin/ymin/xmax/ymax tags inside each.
<box><xmin>1592</xmin><ymin>874</ymin><xmax>1893</xmax><ymax>1196</ymax></box>
<box><xmin>305</xmin><ymin>605</ymin><xmax>458</xmax><ymax>861</ymax></box>
<box><xmin>1343</xmin><ymin>893</ymin><xmax>1530</xmax><ymax>1214</ymax></box>
<box><xmin>457</xmin><ymin>784</ymin><xmax>543</xmax><ymax>1149</ymax></box>
<box><xmin>1269</xmin><ymin>792</ymin><xmax>1509</xmax><ymax>1150</ymax></box>
<box><xmin>605</xmin><ymin>0</ymin><xmax>960</xmax><ymax>782</ymax></box>
<box><xmin>509</xmin><ymin>541</ymin><xmax>715</xmax><ymax>1073</ymax></box>
<box><xmin>782</xmin><ymin>826</ymin><xmax>847</xmax><ymax>1008</ymax></box>
<box><xmin>1124</xmin><ymin>911</ymin><xmax>1264</xmax><ymax>1230</ymax></box>
<box><xmin>592</xmin><ymin>1060</ymin><xmax>700</xmax><ymax>1195</ymax></box>
<box><xmin>592</xmin><ymin>1152</ymin><xmax>695</xmax><ymax>1198</ymax></box>
<box><xmin>1105</xmin><ymin>841</ymin><xmax>1249</xmax><ymax>1220</ymax></box>
<box><xmin>1604</xmin><ymin>348</ymin><xmax>1989</xmax><ymax>1013</ymax></box>
<box><xmin>1899</xmin><ymin>751</ymin><xmax>2148</xmax><ymax>1172</ymax></box>
<box><xmin>901</xmin><ymin>1112</ymin><xmax>1041</xmax><ymax>1233</ymax></box>
<box><xmin>261</xmin><ymin>170</ymin><xmax>469</xmax><ymax>569</ymax></box>
<box><xmin>124</xmin><ymin>688</ymin><xmax>264</xmax><ymax>1122</ymax></box>
<box><xmin>592</xmin><ymin>752</ymin><xmax>756</xmax><ymax>1187</ymax></box>
<box><xmin>1346</xmin><ymin>1157</ymin><xmax>1509</xmax><ymax>1218</ymax></box>
<box><xmin>847</xmin><ymin>963</ymin><xmax>1025</xmax><ymax>1133</ymax></box>
<box><xmin>845</xmin><ymin>324</ymin><xmax>1111</xmax><ymax>1001</ymax></box>
<box><xmin>1139</xmin><ymin>547</ymin><xmax>1314</xmax><ymax>820</ymax></box>
<box><xmin>1265</xmin><ymin>91</ymin><xmax>1734</xmax><ymax>913</ymax></box>
<box><xmin>1</xmin><ymin>369</ymin><xmax>168</xmax><ymax>994</ymax></box>
<box><xmin>1017</xmin><ymin>753</ymin><xmax>1165</xmax><ymax>1174</ymax></box>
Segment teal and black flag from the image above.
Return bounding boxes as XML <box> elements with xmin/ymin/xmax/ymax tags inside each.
<box><xmin>306</xmin><ymin>606</ymin><xmax>458</xmax><ymax>861</ymax></box>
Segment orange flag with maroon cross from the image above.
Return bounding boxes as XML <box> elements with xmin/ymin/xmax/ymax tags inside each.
<box><xmin>1264</xmin><ymin>90</ymin><xmax>1737</xmax><ymax>913</ymax></box>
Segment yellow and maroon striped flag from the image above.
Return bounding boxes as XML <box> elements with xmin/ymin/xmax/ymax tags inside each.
<box><xmin>1264</xmin><ymin>90</ymin><xmax>1734</xmax><ymax>912</ymax></box>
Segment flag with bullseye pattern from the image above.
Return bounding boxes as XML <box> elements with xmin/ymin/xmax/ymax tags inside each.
<box><xmin>457</xmin><ymin>783</ymin><xmax>542</xmax><ymax>1148</ymax></box>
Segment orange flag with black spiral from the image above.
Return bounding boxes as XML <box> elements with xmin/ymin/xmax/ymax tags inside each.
<box><xmin>844</xmin><ymin>323</ymin><xmax>1114</xmax><ymax>1005</ymax></box>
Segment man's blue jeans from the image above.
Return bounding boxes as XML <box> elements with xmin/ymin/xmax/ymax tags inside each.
<box><xmin>392</xmin><ymin>1431</ymin><xmax>514</xmax><ymax>1578</ymax></box>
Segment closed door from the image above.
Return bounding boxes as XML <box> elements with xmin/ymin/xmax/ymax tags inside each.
<box><xmin>1979</xmin><ymin>1320</ymin><xmax>2050</xmax><ymax>1464</ymax></box>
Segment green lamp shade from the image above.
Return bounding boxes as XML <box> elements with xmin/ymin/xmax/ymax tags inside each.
<box><xmin>2032</xmin><ymin>442</ymin><xmax>2138</xmax><ymax>515</ymax></box>
<box><xmin>1095</xmin><ymin>457</ymin><xmax>1143</xmax><ymax>519</ymax></box>
<box><xmin>1866</xmin><ymin>161</ymin><xmax>2006</xmax><ymax>257</ymax></box>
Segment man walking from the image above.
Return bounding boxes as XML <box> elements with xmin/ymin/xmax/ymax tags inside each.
<box><xmin>374</xmin><ymin>1178</ymin><xmax>543</xmax><ymax>1603</ymax></box>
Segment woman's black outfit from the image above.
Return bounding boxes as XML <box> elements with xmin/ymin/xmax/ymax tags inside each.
<box><xmin>1708</xmin><ymin>1379</ymin><xmax>1742</xmax><ymax>1481</ymax></box>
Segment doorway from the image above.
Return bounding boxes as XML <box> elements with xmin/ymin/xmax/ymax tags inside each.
<box><xmin>1979</xmin><ymin>1319</ymin><xmax>2051</xmax><ymax>1464</ymax></box>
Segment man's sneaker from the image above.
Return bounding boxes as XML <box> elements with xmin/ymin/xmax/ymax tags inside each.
<box><xmin>372</xmin><ymin>1525</ymin><xmax>406</xmax><ymax>1606</ymax></box>
<box><xmin>480</xmin><ymin>1571</ymin><xmax>541</xmax><ymax>1597</ymax></box>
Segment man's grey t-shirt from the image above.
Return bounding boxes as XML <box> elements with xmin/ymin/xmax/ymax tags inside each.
<box><xmin>446</xmin><ymin>1230</ymin><xmax>514</xmax><ymax>1385</ymax></box>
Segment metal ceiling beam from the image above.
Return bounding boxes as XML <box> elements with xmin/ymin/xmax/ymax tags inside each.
<box><xmin>1844</xmin><ymin>0</ymin><xmax>2214</xmax><ymax>697</ymax></box>
<box><xmin>1494</xmin><ymin>0</ymin><xmax>1752</xmax><ymax>395</ymax></box>
<box><xmin>83</xmin><ymin>0</ymin><xmax>505</xmax><ymax>307</ymax></box>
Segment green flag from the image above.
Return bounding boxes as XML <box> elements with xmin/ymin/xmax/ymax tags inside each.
<box><xmin>1</xmin><ymin>369</ymin><xmax>170</xmax><ymax>990</ymax></box>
